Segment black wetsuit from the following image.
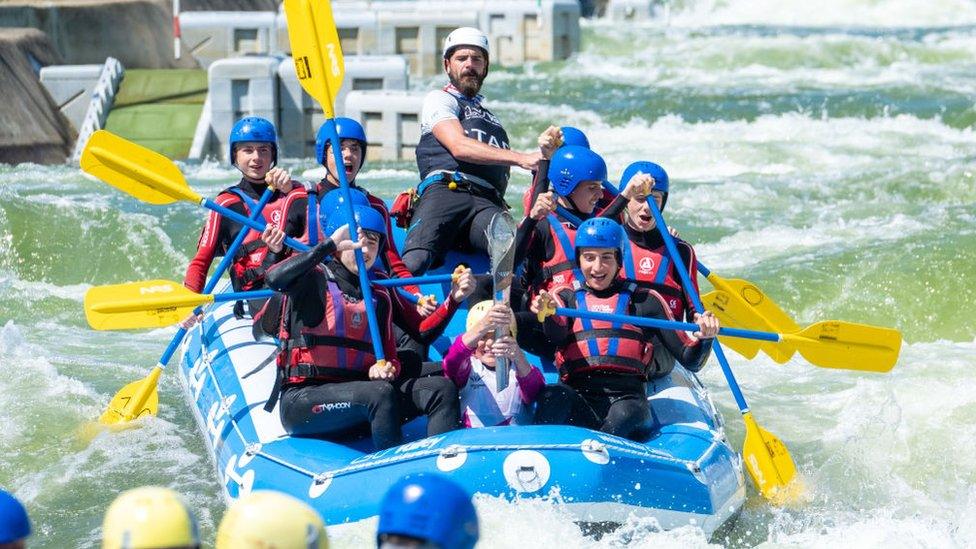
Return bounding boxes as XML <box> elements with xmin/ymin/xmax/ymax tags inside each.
<box><xmin>264</xmin><ymin>241</ymin><xmax>461</xmax><ymax>450</ymax></box>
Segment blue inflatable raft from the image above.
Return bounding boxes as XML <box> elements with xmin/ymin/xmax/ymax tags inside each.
<box><xmin>177</xmin><ymin>248</ymin><xmax>746</xmax><ymax>536</ymax></box>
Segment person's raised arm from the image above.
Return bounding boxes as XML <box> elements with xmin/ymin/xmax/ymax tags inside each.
<box><xmin>431</xmin><ymin>118</ymin><xmax>541</xmax><ymax>172</ymax></box>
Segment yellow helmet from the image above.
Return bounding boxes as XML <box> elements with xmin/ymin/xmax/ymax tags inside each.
<box><xmin>216</xmin><ymin>490</ymin><xmax>328</xmax><ymax>549</ymax></box>
<box><xmin>465</xmin><ymin>300</ymin><xmax>516</xmax><ymax>336</ymax></box>
<box><xmin>102</xmin><ymin>486</ymin><xmax>199</xmax><ymax>549</ymax></box>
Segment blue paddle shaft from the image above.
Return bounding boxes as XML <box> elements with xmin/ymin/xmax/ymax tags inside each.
<box><xmin>325</xmin><ymin>119</ymin><xmax>386</xmax><ymax>362</ymax></box>
<box><xmin>203</xmin><ymin>198</ymin><xmax>310</xmax><ymax>253</ymax></box>
<box><xmin>211</xmin><ymin>289</ymin><xmax>275</xmax><ymax>302</ymax></box>
<box><xmin>373</xmin><ymin>273</ymin><xmax>456</xmax><ymax>287</ymax></box>
<box><xmin>158</xmin><ymin>187</ymin><xmax>276</xmax><ymax>367</ymax></box>
<box><xmin>551</xmin><ymin>307</ymin><xmax>778</xmax><ymax>341</ymax></box>
<box><xmin>646</xmin><ymin>198</ymin><xmax>752</xmax><ymax>413</ymax></box>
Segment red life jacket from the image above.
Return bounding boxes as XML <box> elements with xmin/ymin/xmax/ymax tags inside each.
<box><xmin>542</xmin><ymin>214</ymin><xmax>579</xmax><ymax>291</ymax></box>
<box><xmin>555</xmin><ymin>282</ymin><xmax>654</xmax><ymax>381</ymax></box>
<box><xmin>277</xmin><ymin>269</ymin><xmax>375</xmax><ymax>385</ymax></box>
<box><xmin>621</xmin><ymin>239</ymin><xmax>691</xmax><ymax>321</ymax></box>
<box><xmin>225</xmin><ymin>187</ymin><xmax>287</xmax><ymax>291</ymax></box>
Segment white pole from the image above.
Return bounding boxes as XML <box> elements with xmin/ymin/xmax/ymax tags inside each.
<box><xmin>173</xmin><ymin>0</ymin><xmax>181</xmax><ymax>60</ymax></box>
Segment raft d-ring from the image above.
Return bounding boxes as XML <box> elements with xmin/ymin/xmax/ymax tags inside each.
<box><xmin>239</xmin><ymin>443</ymin><xmax>262</xmax><ymax>466</ymax></box>
<box><xmin>580</xmin><ymin>439</ymin><xmax>610</xmax><ymax>465</ymax></box>
<box><xmin>309</xmin><ymin>473</ymin><xmax>333</xmax><ymax>499</ymax></box>
<box><xmin>436</xmin><ymin>445</ymin><xmax>468</xmax><ymax>472</ymax></box>
<box><xmin>502</xmin><ymin>450</ymin><xmax>550</xmax><ymax>493</ymax></box>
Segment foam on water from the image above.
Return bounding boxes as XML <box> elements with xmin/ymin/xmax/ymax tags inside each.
<box><xmin>664</xmin><ymin>0</ymin><xmax>976</xmax><ymax>27</ymax></box>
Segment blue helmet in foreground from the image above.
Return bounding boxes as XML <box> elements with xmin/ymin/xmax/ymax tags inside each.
<box><xmin>560</xmin><ymin>126</ymin><xmax>590</xmax><ymax>149</ymax></box>
<box><xmin>324</xmin><ymin>205</ymin><xmax>387</xmax><ymax>250</ymax></box>
<box><xmin>548</xmin><ymin>145</ymin><xmax>608</xmax><ymax>198</ymax></box>
<box><xmin>377</xmin><ymin>474</ymin><xmax>479</xmax><ymax>549</ymax></box>
<box><xmin>318</xmin><ymin>188</ymin><xmax>370</xmax><ymax>241</ymax></box>
<box><xmin>575</xmin><ymin>217</ymin><xmax>626</xmax><ymax>259</ymax></box>
<box><xmin>0</xmin><ymin>489</ymin><xmax>31</xmax><ymax>544</ymax></box>
<box><xmin>229</xmin><ymin>117</ymin><xmax>278</xmax><ymax>167</ymax></box>
<box><xmin>619</xmin><ymin>161</ymin><xmax>669</xmax><ymax>210</ymax></box>
<box><xmin>316</xmin><ymin>117</ymin><xmax>368</xmax><ymax>167</ymax></box>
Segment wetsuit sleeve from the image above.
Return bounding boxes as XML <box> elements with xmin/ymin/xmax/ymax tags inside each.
<box><xmin>389</xmin><ymin>287</ymin><xmax>461</xmax><ymax>344</ymax></box>
<box><xmin>264</xmin><ymin>240</ymin><xmax>336</xmax><ymax>295</ymax></box>
<box><xmin>597</xmin><ymin>194</ymin><xmax>628</xmax><ymax>219</ymax></box>
<box><xmin>633</xmin><ymin>290</ymin><xmax>712</xmax><ymax>371</ymax></box>
<box><xmin>541</xmin><ymin>289</ymin><xmax>574</xmax><ymax>345</ymax></box>
<box><xmin>513</xmin><ymin>215</ymin><xmax>541</xmax><ymax>268</ymax></box>
<box><xmin>183</xmin><ymin>194</ymin><xmax>242</xmax><ymax>293</ymax></box>
<box><xmin>516</xmin><ymin>366</ymin><xmax>545</xmax><ymax>404</ymax></box>
<box><xmin>443</xmin><ymin>335</ymin><xmax>475</xmax><ymax>388</ymax></box>
<box><xmin>262</xmin><ymin>192</ymin><xmax>310</xmax><ymax>269</ymax></box>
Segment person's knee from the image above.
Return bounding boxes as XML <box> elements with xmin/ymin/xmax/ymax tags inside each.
<box><xmin>402</xmin><ymin>248</ymin><xmax>433</xmax><ymax>275</ymax></box>
<box><xmin>425</xmin><ymin>376</ymin><xmax>459</xmax><ymax>404</ymax></box>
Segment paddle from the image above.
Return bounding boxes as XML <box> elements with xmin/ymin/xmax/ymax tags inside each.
<box><xmin>85</xmin><ymin>279</ymin><xmax>274</xmax><ymax>330</ymax></box>
<box><xmin>644</xmin><ymin>198</ymin><xmax>800</xmax><ymax>504</ymax></box>
<box><xmin>97</xmin><ymin>185</ymin><xmax>275</xmax><ymax>424</ymax></box>
<box><xmin>82</xmin><ymin>130</ymin><xmax>311</xmax><ymax>254</ymax></box>
<box><xmin>282</xmin><ymin>0</ymin><xmax>390</xmax><ymax>370</ymax></box>
<box><xmin>534</xmin><ymin>303</ymin><xmax>899</xmax><ymax>372</ymax></box>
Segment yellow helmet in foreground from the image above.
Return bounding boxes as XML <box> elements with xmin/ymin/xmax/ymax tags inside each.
<box><xmin>216</xmin><ymin>490</ymin><xmax>328</xmax><ymax>549</ymax></box>
<box><xmin>102</xmin><ymin>486</ymin><xmax>199</xmax><ymax>549</ymax></box>
<box><xmin>465</xmin><ymin>300</ymin><xmax>517</xmax><ymax>336</ymax></box>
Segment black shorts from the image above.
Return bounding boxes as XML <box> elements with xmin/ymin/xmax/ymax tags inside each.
<box><xmin>402</xmin><ymin>183</ymin><xmax>506</xmax><ymax>271</ymax></box>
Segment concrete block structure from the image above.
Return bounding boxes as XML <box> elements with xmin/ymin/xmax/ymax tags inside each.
<box><xmin>343</xmin><ymin>90</ymin><xmax>424</xmax><ymax>163</ymax></box>
<box><xmin>208</xmin><ymin>56</ymin><xmax>279</xmax><ymax>162</ymax></box>
<box><xmin>184</xmin><ymin>1</ymin><xmax>580</xmax><ymax>77</ymax></box>
<box><xmin>180</xmin><ymin>11</ymin><xmax>278</xmax><ymax>69</ymax></box>
<box><xmin>278</xmin><ymin>55</ymin><xmax>408</xmax><ymax>159</ymax></box>
<box><xmin>39</xmin><ymin>64</ymin><xmax>103</xmax><ymax>131</ymax></box>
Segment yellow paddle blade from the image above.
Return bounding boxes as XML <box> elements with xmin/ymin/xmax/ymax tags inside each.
<box><xmin>784</xmin><ymin>321</ymin><xmax>902</xmax><ymax>373</ymax></box>
<box><xmin>81</xmin><ymin>130</ymin><xmax>202</xmax><ymax>205</ymax></box>
<box><xmin>702</xmin><ymin>291</ymin><xmax>763</xmax><ymax>359</ymax></box>
<box><xmin>741</xmin><ymin>411</ymin><xmax>802</xmax><ymax>504</ymax></box>
<box><xmin>283</xmin><ymin>0</ymin><xmax>344</xmax><ymax>116</ymax></box>
<box><xmin>99</xmin><ymin>366</ymin><xmax>162</xmax><ymax>424</ymax></box>
<box><xmin>84</xmin><ymin>279</ymin><xmax>212</xmax><ymax>330</ymax></box>
<box><xmin>703</xmin><ymin>273</ymin><xmax>801</xmax><ymax>363</ymax></box>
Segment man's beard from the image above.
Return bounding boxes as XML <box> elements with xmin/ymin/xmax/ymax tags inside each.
<box><xmin>449</xmin><ymin>69</ymin><xmax>485</xmax><ymax>97</ymax></box>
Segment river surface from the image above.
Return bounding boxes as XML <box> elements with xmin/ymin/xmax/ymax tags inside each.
<box><xmin>2</xmin><ymin>0</ymin><xmax>975</xmax><ymax>546</ymax></box>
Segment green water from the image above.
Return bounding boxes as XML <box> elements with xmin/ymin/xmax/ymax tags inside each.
<box><xmin>2</xmin><ymin>2</ymin><xmax>976</xmax><ymax>547</ymax></box>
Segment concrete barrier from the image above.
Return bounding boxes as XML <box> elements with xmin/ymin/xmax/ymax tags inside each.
<box><xmin>343</xmin><ymin>90</ymin><xmax>424</xmax><ymax>163</ymax></box>
<box><xmin>179</xmin><ymin>11</ymin><xmax>278</xmax><ymax>69</ymax></box>
<box><xmin>278</xmin><ymin>55</ymin><xmax>408</xmax><ymax>159</ymax></box>
<box><xmin>208</xmin><ymin>55</ymin><xmax>279</xmax><ymax>162</ymax></box>
<box><xmin>185</xmin><ymin>0</ymin><xmax>580</xmax><ymax>77</ymax></box>
<box><xmin>39</xmin><ymin>64</ymin><xmax>102</xmax><ymax>132</ymax></box>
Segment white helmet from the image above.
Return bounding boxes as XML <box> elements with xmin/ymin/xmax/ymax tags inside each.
<box><xmin>443</xmin><ymin>27</ymin><xmax>490</xmax><ymax>60</ymax></box>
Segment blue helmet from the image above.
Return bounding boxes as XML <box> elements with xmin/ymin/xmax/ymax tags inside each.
<box><xmin>229</xmin><ymin>116</ymin><xmax>278</xmax><ymax>167</ymax></box>
<box><xmin>318</xmin><ymin>188</ymin><xmax>370</xmax><ymax>239</ymax></box>
<box><xmin>0</xmin><ymin>489</ymin><xmax>31</xmax><ymax>544</ymax></box>
<box><xmin>548</xmin><ymin>145</ymin><xmax>608</xmax><ymax>198</ymax></box>
<box><xmin>377</xmin><ymin>474</ymin><xmax>478</xmax><ymax>549</ymax></box>
<box><xmin>575</xmin><ymin>217</ymin><xmax>626</xmax><ymax>259</ymax></box>
<box><xmin>324</xmin><ymin>204</ymin><xmax>387</xmax><ymax>250</ymax></box>
<box><xmin>315</xmin><ymin>117</ymin><xmax>368</xmax><ymax>167</ymax></box>
<box><xmin>560</xmin><ymin>126</ymin><xmax>590</xmax><ymax>149</ymax></box>
<box><xmin>619</xmin><ymin>161</ymin><xmax>669</xmax><ymax>210</ymax></box>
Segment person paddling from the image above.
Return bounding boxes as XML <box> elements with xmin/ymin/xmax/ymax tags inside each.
<box><xmin>600</xmin><ymin>161</ymin><xmax>699</xmax><ymax>321</ymax></box>
<box><xmin>400</xmin><ymin>27</ymin><xmax>542</xmax><ymax>277</ymax></box>
<box><xmin>263</xmin><ymin>206</ymin><xmax>476</xmax><ymax>450</ymax></box>
<box><xmin>182</xmin><ymin>117</ymin><xmax>294</xmax><ymax>325</ymax></box>
<box><xmin>530</xmin><ymin>217</ymin><xmax>719</xmax><ymax>441</ymax></box>
<box><xmin>268</xmin><ymin>118</ymin><xmax>420</xmax><ymax>292</ymax></box>
<box><xmin>443</xmin><ymin>301</ymin><xmax>544</xmax><ymax>427</ymax></box>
